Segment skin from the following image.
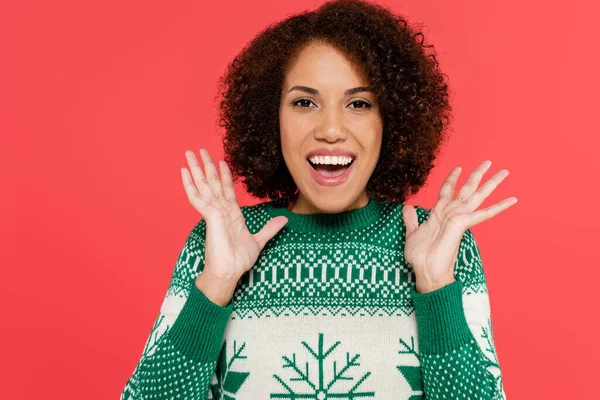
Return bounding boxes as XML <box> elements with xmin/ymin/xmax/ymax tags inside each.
<box><xmin>179</xmin><ymin>44</ymin><xmax>518</xmax><ymax>305</ymax></box>
<box><xmin>403</xmin><ymin>161</ymin><xmax>518</xmax><ymax>293</ymax></box>
<box><xmin>278</xmin><ymin>41</ymin><xmax>383</xmax><ymax>214</ymax></box>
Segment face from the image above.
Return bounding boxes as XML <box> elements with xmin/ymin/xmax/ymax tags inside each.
<box><xmin>279</xmin><ymin>41</ymin><xmax>383</xmax><ymax>214</ymax></box>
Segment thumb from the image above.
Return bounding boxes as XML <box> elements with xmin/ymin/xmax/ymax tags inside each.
<box><xmin>253</xmin><ymin>216</ymin><xmax>288</xmax><ymax>251</ymax></box>
<box><xmin>402</xmin><ymin>204</ymin><xmax>419</xmax><ymax>237</ymax></box>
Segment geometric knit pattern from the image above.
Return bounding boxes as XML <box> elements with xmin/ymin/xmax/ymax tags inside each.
<box><xmin>420</xmin><ymin>342</ymin><xmax>501</xmax><ymax>399</ymax></box>
<box><xmin>124</xmin><ymin>339</ymin><xmax>217</xmax><ymax>399</ymax></box>
<box><xmin>120</xmin><ymin>197</ymin><xmax>506</xmax><ymax>399</ymax></box>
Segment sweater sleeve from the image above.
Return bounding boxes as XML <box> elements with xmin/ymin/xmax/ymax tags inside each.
<box><xmin>409</xmin><ymin>228</ymin><xmax>507</xmax><ymax>399</ymax></box>
<box><xmin>120</xmin><ymin>219</ymin><xmax>234</xmax><ymax>400</ymax></box>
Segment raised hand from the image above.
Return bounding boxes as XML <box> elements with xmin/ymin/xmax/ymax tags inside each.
<box><xmin>402</xmin><ymin>160</ymin><xmax>518</xmax><ymax>294</ymax></box>
<box><xmin>181</xmin><ymin>149</ymin><xmax>288</xmax><ymax>304</ymax></box>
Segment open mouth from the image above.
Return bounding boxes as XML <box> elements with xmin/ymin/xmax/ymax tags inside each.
<box><xmin>308</xmin><ymin>158</ymin><xmax>355</xmax><ymax>177</ymax></box>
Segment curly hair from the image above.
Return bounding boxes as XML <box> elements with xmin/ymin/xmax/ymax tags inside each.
<box><xmin>216</xmin><ymin>0</ymin><xmax>453</xmax><ymax>208</ymax></box>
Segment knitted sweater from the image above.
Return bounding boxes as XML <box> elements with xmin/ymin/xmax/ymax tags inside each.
<box><xmin>120</xmin><ymin>198</ymin><xmax>506</xmax><ymax>399</ymax></box>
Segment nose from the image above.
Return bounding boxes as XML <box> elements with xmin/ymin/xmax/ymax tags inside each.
<box><xmin>314</xmin><ymin>106</ymin><xmax>347</xmax><ymax>142</ymax></box>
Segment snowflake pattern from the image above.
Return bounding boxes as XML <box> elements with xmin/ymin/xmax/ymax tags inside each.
<box><xmin>397</xmin><ymin>335</ymin><xmax>424</xmax><ymax>399</ymax></box>
<box><xmin>209</xmin><ymin>340</ymin><xmax>250</xmax><ymax>400</ymax></box>
<box><xmin>271</xmin><ymin>333</ymin><xmax>375</xmax><ymax>399</ymax></box>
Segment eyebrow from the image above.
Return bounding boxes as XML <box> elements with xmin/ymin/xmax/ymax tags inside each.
<box><xmin>287</xmin><ymin>85</ymin><xmax>374</xmax><ymax>96</ymax></box>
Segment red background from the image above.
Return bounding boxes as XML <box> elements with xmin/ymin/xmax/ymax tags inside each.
<box><xmin>2</xmin><ymin>0</ymin><xmax>598</xmax><ymax>398</ymax></box>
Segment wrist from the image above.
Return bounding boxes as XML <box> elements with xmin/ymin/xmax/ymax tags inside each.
<box><xmin>195</xmin><ymin>271</ymin><xmax>239</xmax><ymax>307</ymax></box>
<box><xmin>415</xmin><ymin>275</ymin><xmax>456</xmax><ymax>294</ymax></box>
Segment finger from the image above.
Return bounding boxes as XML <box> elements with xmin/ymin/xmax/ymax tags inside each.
<box><xmin>438</xmin><ymin>166</ymin><xmax>462</xmax><ymax>204</ymax></box>
<box><xmin>466</xmin><ymin>169</ymin><xmax>510</xmax><ymax>209</ymax></box>
<box><xmin>218</xmin><ymin>160</ymin><xmax>244</xmax><ymax>220</ymax></box>
<box><xmin>185</xmin><ymin>150</ymin><xmax>213</xmax><ymax>199</ymax></box>
<box><xmin>181</xmin><ymin>167</ymin><xmax>209</xmax><ymax>212</ymax></box>
<box><xmin>468</xmin><ymin>196</ymin><xmax>518</xmax><ymax>226</ymax></box>
<box><xmin>199</xmin><ymin>149</ymin><xmax>225</xmax><ymax>200</ymax></box>
<box><xmin>219</xmin><ymin>160</ymin><xmax>238</xmax><ymax>203</ymax></box>
<box><xmin>456</xmin><ymin>160</ymin><xmax>492</xmax><ymax>201</ymax></box>
<box><xmin>253</xmin><ymin>216</ymin><xmax>288</xmax><ymax>250</ymax></box>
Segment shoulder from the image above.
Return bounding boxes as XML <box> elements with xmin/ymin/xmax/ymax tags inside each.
<box><xmin>454</xmin><ymin>227</ymin><xmax>487</xmax><ymax>292</ymax></box>
<box><xmin>240</xmin><ymin>201</ymin><xmax>273</xmax><ymax>235</ymax></box>
<box><xmin>409</xmin><ymin>204</ymin><xmax>433</xmax><ymax>225</ymax></box>
<box><xmin>183</xmin><ymin>217</ymin><xmax>207</xmax><ymax>248</ymax></box>
<box><xmin>390</xmin><ymin>202</ymin><xmax>432</xmax><ymax>228</ymax></box>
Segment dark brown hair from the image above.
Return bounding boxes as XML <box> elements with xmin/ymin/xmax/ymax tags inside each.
<box><xmin>216</xmin><ymin>0</ymin><xmax>453</xmax><ymax>207</ymax></box>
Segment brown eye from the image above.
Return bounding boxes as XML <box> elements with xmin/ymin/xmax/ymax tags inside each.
<box><xmin>292</xmin><ymin>99</ymin><xmax>316</xmax><ymax>108</ymax></box>
<box><xmin>348</xmin><ymin>100</ymin><xmax>372</xmax><ymax>109</ymax></box>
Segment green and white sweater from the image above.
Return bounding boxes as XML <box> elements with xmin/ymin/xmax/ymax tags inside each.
<box><xmin>121</xmin><ymin>198</ymin><xmax>506</xmax><ymax>399</ymax></box>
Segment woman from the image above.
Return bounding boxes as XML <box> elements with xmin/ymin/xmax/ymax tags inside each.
<box><xmin>121</xmin><ymin>0</ymin><xmax>515</xmax><ymax>398</ymax></box>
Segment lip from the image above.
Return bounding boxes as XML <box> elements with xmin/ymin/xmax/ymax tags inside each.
<box><xmin>307</xmin><ymin>159</ymin><xmax>355</xmax><ymax>187</ymax></box>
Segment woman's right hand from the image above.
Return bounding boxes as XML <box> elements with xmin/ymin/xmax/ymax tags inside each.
<box><xmin>181</xmin><ymin>149</ymin><xmax>288</xmax><ymax>303</ymax></box>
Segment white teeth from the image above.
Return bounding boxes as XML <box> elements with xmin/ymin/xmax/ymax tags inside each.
<box><xmin>308</xmin><ymin>155</ymin><xmax>354</xmax><ymax>165</ymax></box>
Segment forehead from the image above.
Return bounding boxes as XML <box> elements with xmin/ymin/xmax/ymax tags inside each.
<box><xmin>284</xmin><ymin>42</ymin><xmax>368</xmax><ymax>88</ymax></box>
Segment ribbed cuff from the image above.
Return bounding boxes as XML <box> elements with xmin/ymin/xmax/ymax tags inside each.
<box><xmin>409</xmin><ymin>279</ymin><xmax>474</xmax><ymax>354</ymax></box>
<box><xmin>167</xmin><ymin>284</ymin><xmax>234</xmax><ymax>363</ymax></box>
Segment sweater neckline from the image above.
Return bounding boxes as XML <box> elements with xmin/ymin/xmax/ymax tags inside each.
<box><xmin>263</xmin><ymin>197</ymin><xmax>386</xmax><ymax>233</ymax></box>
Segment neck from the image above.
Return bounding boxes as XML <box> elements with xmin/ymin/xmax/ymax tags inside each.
<box><xmin>287</xmin><ymin>191</ymin><xmax>370</xmax><ymax>215</ymax></box>
<box><xmin>265</xmin><ymin>193</ymin><xmax>386</xmax><ymax>233</ymax></box>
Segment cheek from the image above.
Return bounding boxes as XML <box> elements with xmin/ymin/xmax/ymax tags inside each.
<box><xmin>279</xmin><ymin>127</ymin><xmax>297</xmax><ymax>157</ymax></box>
<box><xmin>357</xmin><ymin>124</ymin><xmax>383</xmax><ymax>150</ymax></box>
<box><xmin>357</xmin><ymin>129</ymin><xmax>383</xmax><ymax>170</ymax></box>
<box><xmin>278</xmin><ymin>114</ymin><xmax>293</xmax><ymax>148</ymax></box>
<box><xmin>280</xmin><ymin>117</ymin><xmax>310</xmax><ymax>150</ymax></box>
<box><xmin>278</xmin><ymin>128</ymin><xmax>302</xmax><ymax>169</ymax></box>
<box><xmin>279</xmin><ymin>111</ymin><xmax>299</xmax><ymax>140</ymax></box>
<box><xmin>370</xmin><ymin>119</ymin><xmax>384</xmax><ymax>146</ymax></box>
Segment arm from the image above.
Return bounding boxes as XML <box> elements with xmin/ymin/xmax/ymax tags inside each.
<box><xmin>409</xmin><ymin>228</ymin><xmax>506</xmax><ymax>399</ymax></box>
<box><xmin>120</xmin><ymin>219</ymin><xmax>234</xmax><ymax>400</ymax></box>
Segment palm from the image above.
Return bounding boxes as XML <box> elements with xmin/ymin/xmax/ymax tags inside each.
<box><xmin>403</xmin><ymin>203</ymin><xmax>469</xmax><ymax>284</ymax></box>
<box><xmin>402</xmin><ymin>160</ymin><xmax>518</xmax><ymax>293</ymax></box>
<box><xmin>201</xmin><ymin>200</ymin><xmax>261</xmax><ymax>279</ymax></box>
<box><xmin>181</xmin><ymin>149</ymin><xmax>288</xmax><ymax>280</ymax></box>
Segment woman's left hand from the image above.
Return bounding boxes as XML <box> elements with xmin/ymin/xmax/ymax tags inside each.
<box><xmin>402</xmin><ymin>160</ymin><xmax>518</xmax><ymax>294</ymax></box>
